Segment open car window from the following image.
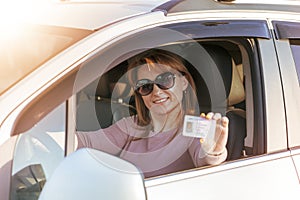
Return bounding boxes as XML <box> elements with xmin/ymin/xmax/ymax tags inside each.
<box><xmin>75</xmin><ymin>38</ymin><xmax>256</xmax><ymax>176</ymax></box>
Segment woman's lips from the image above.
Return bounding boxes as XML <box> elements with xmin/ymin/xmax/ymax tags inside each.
<box><xmin>153</xmin><ymin>97</ymin><xmax>169</xmax><ymax>104</ymax></box>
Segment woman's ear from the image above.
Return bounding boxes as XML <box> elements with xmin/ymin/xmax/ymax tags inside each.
<box><xmin>181</xmin><ymin>76</ymin><xmax>189</xmax><ymax>91</ymax></box>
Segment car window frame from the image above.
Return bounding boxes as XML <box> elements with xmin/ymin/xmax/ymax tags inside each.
<box><xmin>272</xmin><ymin>20</ymin><xmax>300</xmax><ymax>149</ymax></box>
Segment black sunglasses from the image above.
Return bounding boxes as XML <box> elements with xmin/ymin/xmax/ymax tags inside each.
<box><xmin>134</xmin><ymin>72</ymin><xmax>177</xmax><ymax>96</ymax></box>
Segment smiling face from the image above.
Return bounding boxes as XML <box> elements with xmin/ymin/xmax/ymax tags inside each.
<box><xmin>127</xmin><ymin>49</ymin><xmax>198</xmax><ymax>127</ymax></box>
<box><xmin>136</xmin><ymin>64</ymin><xmax>188</xmax><ymax>118</ymax></box>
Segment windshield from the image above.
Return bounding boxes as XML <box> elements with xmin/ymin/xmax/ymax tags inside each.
<box><xmin>0</xmin><ymin>25</ymin><xmax>92</xmax><ymax>95</ymax></box>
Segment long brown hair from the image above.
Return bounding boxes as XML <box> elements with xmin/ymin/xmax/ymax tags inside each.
<box><xmin>127</xmin><ymin>49</ymin><xmax>199</xmax><ymax>127</ymax></box>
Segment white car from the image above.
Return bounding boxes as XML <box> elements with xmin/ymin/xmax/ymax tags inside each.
<box><xmin>1</xmin><ymin>0</ymin><xmax>300</xmax><ymax>199</ymax></box>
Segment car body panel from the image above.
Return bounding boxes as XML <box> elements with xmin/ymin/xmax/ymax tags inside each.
<box><xmin>271</xmin><ymin>19</ymin><xmax>300</xmax><ymax>148</ymax></box>
<box><xmin>256</xmin><ymin>39</ymin><xmax>287</xmax><ymax>153</ymax></box>
<box><xmin>28</xmin><ymin>0</ymin><xmax>169</xmax><ymax>30</ymax></box>
<box><xmin>167</xmin><ymin>0</ymin><xmax>300</xmax><ymax>15</ymax></box>
<box><xmin>292</xmin><ymin>149</ymin><xmax>300</xmax><ymax>180</ymax></box>
<box><xmin>146</xmin><ymin>152</ymin><xmax>300</xmax><ymax>199</ymax></box>
<box><xmin>271</xmin><ymin>18</ymin><xmax>300</xmax><ymax>180</ymax></box>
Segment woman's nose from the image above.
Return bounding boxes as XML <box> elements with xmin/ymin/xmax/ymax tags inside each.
<box><xmin>152</xmin><ymin>84</ymin><xmax>162</xmax><ymax>94</ymax></box>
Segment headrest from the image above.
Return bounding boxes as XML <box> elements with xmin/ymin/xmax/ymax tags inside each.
<box><xmin>79</xmin><ymin>74</ymin><xmax>111</xmax><ymax>99</ymax></box>
<box><xmin>202</xmin><ymin>44</ymin><xmax>233</xmax><ymax>98</ymax></box>
<box><xmin>180</xmin><ymin>43</ymin><xmax>244</xmax><ymax>113</ymax></box>
<box><xmin>200</xmin><ymin>44</ymin><xmax>245</xmax><ymax>107</ymax></box>
<box><xmin>228</xmin><ymin>62</ymin><xmax>245</xmax><ymax>106</ymax></box>
<box><xmin>96</xmin><ymin>73</ymin><xmax>111</xmax><ymax>98</ymax></box>
<box><xmin>111</xmin><ymin>82</ymin><xmax>134</xmax><ymax>101</ymax></box>
<box><xmin>95</xmin><ymin>61</ymin><xmax>132</xmax><ymax>100</ymax></box>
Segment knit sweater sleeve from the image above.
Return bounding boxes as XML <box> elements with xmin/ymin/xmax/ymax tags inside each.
<box><xmin>188</xmin><ymin>139</ymin><xmax>227</xmax><ymax>167</ymax></box>
<box><xmin>76</xmin><ymin>118</ymin><xmax>130</xmax><ymax>155</ymax></box>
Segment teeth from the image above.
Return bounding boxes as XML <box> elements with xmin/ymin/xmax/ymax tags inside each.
<box><xmin>153</xmin><ymin>98</ymin><xmax>168</xmax><ymax>103</ymax></box>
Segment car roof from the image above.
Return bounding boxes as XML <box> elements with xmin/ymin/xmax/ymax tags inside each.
<box><xmin>28</xmin><ymin>0</ymin><xmax>170</xmax><ymax>30</ymax></box>
<box><xmin>166</xmin><ymin>0</ymin><xmax>300</xmax><ymax>14</ymax></box>
<box><xmin>19</xmin><ymin>0</ymin><xmax>300</xmax><ymax>32</ymax></box>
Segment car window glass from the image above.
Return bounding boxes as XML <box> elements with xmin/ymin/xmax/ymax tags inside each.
<box><xmin>272</xmin><ymin>21</ymin><xmax>300</xmax><ymax>83</ymax></box>
<box><xmin>289</xmin><ymin>40</ymin><xmax>300</xmax><ymax>83</ymax></box>
<box><xmin>10</xmin><ymin>102</ymin><xmax>66</xmax><ymax>200</ymax></box>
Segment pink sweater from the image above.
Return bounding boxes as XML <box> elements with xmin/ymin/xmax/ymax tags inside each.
<box><xmin>77</xmin><ymin>116</ymin><xmax>227</xmax><ymax>178</ymax></box>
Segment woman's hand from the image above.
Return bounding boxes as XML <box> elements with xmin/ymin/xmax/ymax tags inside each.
<box><xmin>200</xmin><ymin>112</ymin><xmax>229</xmax><ymax>156</ymax></box>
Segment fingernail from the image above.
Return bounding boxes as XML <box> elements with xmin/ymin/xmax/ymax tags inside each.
<box><xmin>222</xmin><ymin>117</ymin><xmax>229</xmax><ymax>126</ymax></box>
<box><xmin>206</xmin><ymin>113</ymin><xmax>213</xmax><ymax>119</ymax></box>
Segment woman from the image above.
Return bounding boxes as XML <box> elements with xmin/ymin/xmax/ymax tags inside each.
<box><xmin>76</xmin><ymin>49</ymin><xmax>228</xmax><ymax>178</ymax></box>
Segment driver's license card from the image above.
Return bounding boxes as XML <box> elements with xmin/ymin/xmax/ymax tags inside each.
<box><xmin>183</xmin><ymin>115</ymin><xmax>216</xmax><ymax>138</ymax></box>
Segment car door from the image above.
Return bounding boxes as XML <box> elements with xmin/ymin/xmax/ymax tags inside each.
<box><xmin>140</xmin><ymin>20</ymin><xmax>299</xmax><ymax>200</ymax></box>
<box><xmin>42</xmin><ymin>17</ymin><xmax>299</xmax><ymax>199</ymax></box>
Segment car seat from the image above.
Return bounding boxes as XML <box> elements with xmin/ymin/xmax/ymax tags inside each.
<box><xmin>182</xmin><ymin>43</ymin><xmax>246</xmax><ymax>161</ymax></box>
<box><xmin>76</xmin><ymin>63</ymin><xmax>136</xmax><ymax>131</ymax></box>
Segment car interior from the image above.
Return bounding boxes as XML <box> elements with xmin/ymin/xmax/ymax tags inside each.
<box><xmin>76</xmin><ymin>40</ymin><xmax>248</xmax><ymax>163</ymax></box>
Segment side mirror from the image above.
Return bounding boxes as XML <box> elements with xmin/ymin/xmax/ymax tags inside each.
<box><xmin>38</xmin><ymin>148</ymin><xmax>146</xmax><ymax>200</ymax></box>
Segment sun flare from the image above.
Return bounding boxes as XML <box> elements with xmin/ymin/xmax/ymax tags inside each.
<box><xmin>0</xmin><ymin>0</ymin><xmax>49</xmax><ymax>38</ymax></box>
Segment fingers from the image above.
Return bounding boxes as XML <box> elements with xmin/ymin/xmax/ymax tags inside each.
<box><xmin>200</xmin><ymin>112</ymin><xmax>214</xmax><ymax>119</ymax></box>
<box><xmin>221</xmin><ymin>116</ymin><xmax>229</xmax><ymax>128</ymax></box>
<box><xmin>199</xmin><ymin>112</ymin><xmax>229</xmax><ymax>154</ymax></box>
<box><xmin>212</xmin><ymin>113</ymin><xmax>222</xmax><ymax>121</ymax></box>
<box><xmin>200</xmin><ymin>112</ymin><xmax>228</xmax><ymax>126</ymax></box>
